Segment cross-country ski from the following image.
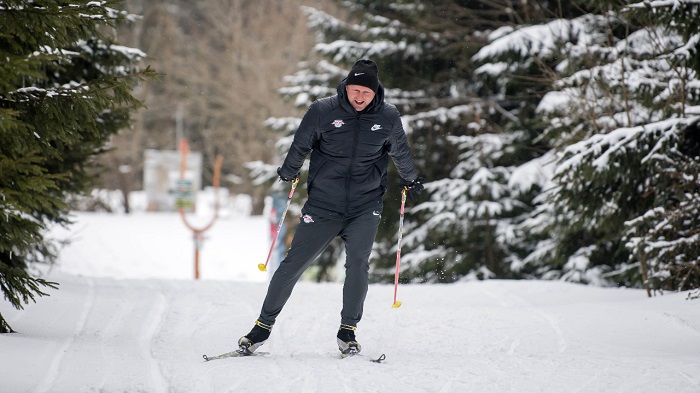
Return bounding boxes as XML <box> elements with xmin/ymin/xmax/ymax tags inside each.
<box><xmin>202</xmin><ymin>350</ymin><xmax>268</xmax><ymax>361</ymax></box>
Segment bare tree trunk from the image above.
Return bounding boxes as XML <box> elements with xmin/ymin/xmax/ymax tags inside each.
<box><xmin>639</xmin><ymin>252</ymin><xmax>652</xmax><ymax>298</ymax></box>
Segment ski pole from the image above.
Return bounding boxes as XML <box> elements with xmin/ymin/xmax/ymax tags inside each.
<box><xmin>259</xmin><ymin>178</ymin><xmax>299</xmax><ymax>272</ymax></box>
<box><xmin>392</xmin><ymin>188</ymin><xmax>407</xmax><ymax>308</ymax></box>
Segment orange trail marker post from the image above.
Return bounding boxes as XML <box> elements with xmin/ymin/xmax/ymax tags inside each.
<box><xmin>177</xmin><ymin>138</ymin><xmax>223</xmax><ymax>280</ymax></box>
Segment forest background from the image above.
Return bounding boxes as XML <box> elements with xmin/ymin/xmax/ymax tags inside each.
<box><xmin>107</xmin><ymin>0</ymin><xmax>700</xmax><ymax>296</ymax></box>
<box><xmin>2</xmin><ymin>0</ymin><xmax>699</xmax><ymax>334</ymax></box>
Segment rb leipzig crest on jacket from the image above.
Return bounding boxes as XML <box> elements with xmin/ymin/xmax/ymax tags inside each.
<box><xmin>331</xmin><ymin>120</ymin><xmax>345</xmax><ymax>128</ymax></box>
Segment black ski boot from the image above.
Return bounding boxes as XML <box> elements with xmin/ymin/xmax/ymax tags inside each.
<box><xmin>238</xmin><ymin>320</ymin><xmax>272</xmax><ymax>355</ymax></box>
<box><xmin>337</xmin><ymin>324</ymin><xmax>361</xmax><ymax>355</ymax></box>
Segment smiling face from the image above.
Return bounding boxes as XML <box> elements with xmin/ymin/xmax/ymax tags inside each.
<box><xmin>346</xmin><ymin>84</ymin><xmax>376</xmax><ymax>112</ymax></box>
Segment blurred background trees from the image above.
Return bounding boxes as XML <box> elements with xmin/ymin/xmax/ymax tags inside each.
<box><xmin>97</xmin><ymin>0</ymin><xmax>342</xmax><ymax>214</ymax></box>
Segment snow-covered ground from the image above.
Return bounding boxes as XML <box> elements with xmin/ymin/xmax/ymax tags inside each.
<box><xmin>41</xmin><ymin>211</ymin><xmax>269</xmax><ymax>282</ymax></box>
<box><xmin>1</xmin><ymin>212</ymin><xmax>700</xmax><ymax>393</ymax></box>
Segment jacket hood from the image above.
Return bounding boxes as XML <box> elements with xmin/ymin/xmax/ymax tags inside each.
<box><xmin>338</xmin><ymin>78</ymin><xmax>385</xmax><ymax>114</ymax></box>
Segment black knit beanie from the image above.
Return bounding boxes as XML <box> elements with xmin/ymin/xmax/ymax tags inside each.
<box><xmin>346</xmin><ymin>59</ymin><xmax>379</xmax><ymax>92</ymax></box>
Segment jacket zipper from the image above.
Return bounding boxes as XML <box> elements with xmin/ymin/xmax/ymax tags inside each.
<box><xmin>346</xmin><ymin>113</ymin><xmax>361</xmax><ymax>213</ymax></box>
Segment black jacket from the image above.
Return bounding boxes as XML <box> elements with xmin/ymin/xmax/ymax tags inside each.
<box><xmin>279</xmin><ymin>79</ymin><xmax>418</xmax><ymax>215</ymax></box>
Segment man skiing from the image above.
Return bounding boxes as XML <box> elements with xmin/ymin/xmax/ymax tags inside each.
<box><xmin>238</xmin><ymin>59</ymin><xmax>424</xmax><ymax>356</ymax></box>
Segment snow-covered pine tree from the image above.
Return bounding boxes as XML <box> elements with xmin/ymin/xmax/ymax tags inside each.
<box><xmin>0</xmin><ymin>0</ymin><xmax>155</xmax><ymax>333</ymax></box>
<box><xmin>472</xmin><ymin>8</ymin><xmax>617</xmax><ymax>284</ymax></box>
<box><xmin>406</xmin><ymin>0</ymin><xmax>579</xmax><ymax>282</ymax></box>
<box><xmin>602</xmin><ymin>1</ymin><xmax>698</xmax><ymax>295</ymax></box>
<box><xmin>388</xmin><ymin>0</ymin><xmax>588</xmax><ymax>283</ymax></box>
<box><xmin>480</xmin><ymin>0</ymin><xmax>700</xmax><ymax>293</ymax></box>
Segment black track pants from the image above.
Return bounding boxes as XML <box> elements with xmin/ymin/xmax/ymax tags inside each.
<box><xmin>258</xmin><ymin>204</ymin><xmax>381</xmax><ymax>327</ymax></box>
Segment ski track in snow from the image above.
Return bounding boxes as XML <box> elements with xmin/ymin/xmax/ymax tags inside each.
<box><xmin>140</xmin><ymin>283</ymin><xmax>168</xmax><ymax>393</ymax></box>
<box><xmin>34</xmin><ymin>277</ymin><xmax>96</xmax><ymax>393</ymax></box>
<box><xmin>480</xmin><ymin>285</ymin><xmax>568</xmax><ymax>353</ymax></box>
<box><xmin>2</xmin><ymin>273</ymin><xmax>700</xmax><ymax>393</ymax></box>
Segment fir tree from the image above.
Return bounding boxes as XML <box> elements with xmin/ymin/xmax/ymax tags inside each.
<box><xmin>0</xmin><ymin>0</ymin><xmax>155</xmax><ymax>333</ymax></box>
<box><xmin>539</xmin><ymin>1</ymin><xmax>699</xmax><ymax>293</ymax></box>
<box><xmin>476</xmin><ymin>0</ymin><xmax>700</xmax><ymax>293</ymax></box>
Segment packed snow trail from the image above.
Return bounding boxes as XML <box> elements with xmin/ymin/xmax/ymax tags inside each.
<box><xmin>1</xmin><ymin>272</ymin><xmax>700</xmax><ymax>393</ymax></box>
